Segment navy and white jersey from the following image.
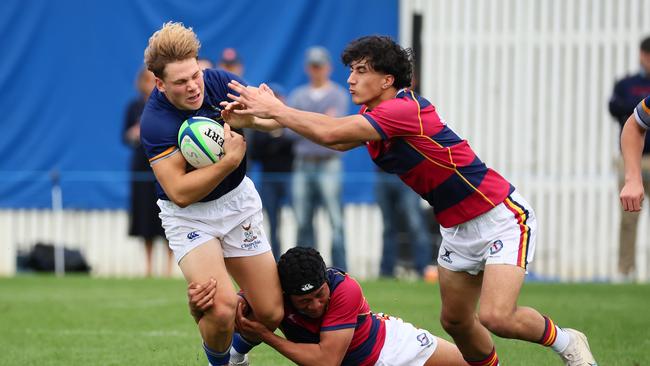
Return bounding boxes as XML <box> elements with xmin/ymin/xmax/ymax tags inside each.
<box><xmin>634</xmin><ymin>96</ymin><xmax>650</xmax><ymax>130</ymax></box>
<box><xmin>140</xmin><ymin>68</ymin><xmax>246</xmax><ymax>202</ymax></box>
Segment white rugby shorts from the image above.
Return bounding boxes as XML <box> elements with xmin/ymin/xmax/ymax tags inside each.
<box><xmin>158</xmin><ymin>176</ymin><xmax>271</xmax><ymax>262</ymax></box>
<box><xmin>438</xmin><ymin>190</ymin><xmax>537</xmax><ymax>275</ymax></box>
<box><xmin>375</xmin><ymin>315</ymin><xmax>438</xmax><ymax>366</ymax></box>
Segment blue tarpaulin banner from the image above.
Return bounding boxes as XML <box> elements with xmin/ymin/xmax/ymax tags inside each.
<box><xmin>0</xmin><ymin>0</ymin><xmax>397</xmax><ymax>208</ymax></box>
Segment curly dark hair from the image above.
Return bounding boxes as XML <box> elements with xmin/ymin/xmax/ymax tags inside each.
<box><xmin>277</xmin><ymin>247</ymin><xmax>327</xmax><ymax>295</ymax></box>
<box><xmin>341</xmin><ymin>35</ymin><xmax>414</xmax><ymax>90</ymax></box>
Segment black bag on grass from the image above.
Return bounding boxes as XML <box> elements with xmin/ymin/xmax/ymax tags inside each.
<box><xmin>27</xmin><ymin>243</ymin><xmax>91</xmax><ymax>273</ymax></box>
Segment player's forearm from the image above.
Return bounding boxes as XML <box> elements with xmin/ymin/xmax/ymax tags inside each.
<box><xmin>261</xmin><ymin>332</ymin><xmax>339</xmax><ymax>366</ymax></box>
<box><xmin>621</xmin><ymin>115</ymin><xmax>646</xmax><ymax>183</ymax></box>
<box><xmin>168</xmin><ymin>157</ymin><xmax>239</xmax><ymax>207</ymax></box>
<box><xmin>251</xmin><ymin>117</ymin><xmax>282</xmax><ymax>132</ymax></box>
<box><xmin>329</xmin><ymin>142</ymin><xmax>363</xmax><ymax>151</ymax></box>
<box><xmin>271</xmin><ymin>106</ymin><xmax>344</xmax><ymax>147</ymax></box>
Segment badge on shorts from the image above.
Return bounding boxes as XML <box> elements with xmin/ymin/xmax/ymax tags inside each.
<box><xmin>490</xmin><ymin>240</ymin><xmax>503</xmax><ymax>255</ymax></box>
<box><xmin>416</xmin><ymin>332</ymin><xmax>431</xmax><ymax>347</ymax></box>
<box><xmin>241</xmin><ymin>222</ymin><xmax>261</xmax><ymax>250</ymax></box>
<box><xmin>187</xmin><ymin>231</ymin><xmax>200</xmax><ymax>241</ymax></box>
<box><xmin>440</xmin><ymin>247</ymin><xmax>454</xmax><ymax>264</ymax></box>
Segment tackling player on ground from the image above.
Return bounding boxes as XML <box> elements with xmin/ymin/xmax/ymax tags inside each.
<box><xmin>222</xmin><ymin>36</ymin><xmax>598</xmax><ymax>365</ymax></box>
<box><xmin>190</xmin><ymin>247</ymin><xmax>466</xmax><ymax>366</ymax></box>
<box><xmin>140</xmin><ymin>22</ymin><xmax>282</xmax><ymax>365</ymax></box>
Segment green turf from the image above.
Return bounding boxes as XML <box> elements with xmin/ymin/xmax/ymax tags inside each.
<box><xmin>0</xmin><ymin>275</ymin><xmax>648</xmax><ymax>365</ymax></box>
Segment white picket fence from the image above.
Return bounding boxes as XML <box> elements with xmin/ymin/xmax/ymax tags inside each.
<box><xmin>399</xmin><ymin>0</ymin><xmax>650</xmax><ymax>282</ymax></box>
<box><xmin>0</xmin><ymin>206</ymin><xmax>383</xmax><ymax>279</ymax></box>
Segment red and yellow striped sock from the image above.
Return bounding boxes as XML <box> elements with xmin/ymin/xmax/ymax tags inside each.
<box><xmin>538</xmin><ymin>316</ymin><xmax>558</xmax><ymax>346</ymax></box>
<box><xmin>538</xmin><ymin>315</ymin><xmax>571</xmax><ymax>352</ymax></box>
<box><xmin>465</xmin><ymin>347</ymin><xmax>499</xmax><ymax>366</ymax></box>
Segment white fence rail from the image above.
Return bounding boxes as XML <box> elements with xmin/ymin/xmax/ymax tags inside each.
<box><xmin>0</xmin><ymin>206</ymin><xmax>383</xmax><ymax>279</ymax></box>
<box><xmin>399</xmin><ymin>0</ymin><xmax>650</xmax><ymax>282</ymax></box>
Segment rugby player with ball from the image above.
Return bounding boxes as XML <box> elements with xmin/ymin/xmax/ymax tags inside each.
<box><xmin>140</xmin><ymin>22</ymin><xmax>282</xmax><ymax>366</ymax></box>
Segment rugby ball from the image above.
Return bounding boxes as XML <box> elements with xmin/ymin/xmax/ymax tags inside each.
<box><xmin>178</xmin><ymin>116</ymin><xmax>225</xmax><ymax>168</ymax></box>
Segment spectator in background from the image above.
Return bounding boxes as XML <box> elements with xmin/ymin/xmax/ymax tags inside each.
<box><xmin>375</xmin><ymin>171</ymin><xmax>439</xmax><ymax>281</ymax></box>
<box><xmin>248</xmin><ymin>84</ymin><xmax>294</xmax><ymax>259</ymax></box>
<box><xmin>123</xmin><ymin>67</ymin><xmax>173</xmax><ymax>277</ymax></box>
<box><xmin>198</xmin><ymin>57</ymin><xmax>214</xmax><ymax>70</ymax></box>
<box><xmin>608</xmin><ymin>35</ymin><xmax>650</xmax><ymax>280</ymax></box>
<box><xmin>219</xmin><ymin>47</ymin><xmax>244</xmax><ymax>77</ymax></box>
<box><xmin>287</xmin><ymin>46</ymin><xmax>349</xmax><ymax>270</ymax></box>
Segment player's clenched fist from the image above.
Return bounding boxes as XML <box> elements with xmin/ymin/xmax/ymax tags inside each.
<box><xmin>620</xmin><ymin>180</ymin><xmax>645</xmax><ymax>212</ymax></box>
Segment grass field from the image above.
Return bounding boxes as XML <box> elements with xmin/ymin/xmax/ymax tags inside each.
<box><xmin>1</xmin><ymin>276</ymin><xmax>648</xmax><ymax>366</ymax></box>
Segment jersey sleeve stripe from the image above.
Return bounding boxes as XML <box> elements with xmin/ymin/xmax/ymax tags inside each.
<box><xmin>321</xmin><ymin>323</ymin><xmax>357</xmax><ymax>331</ymax></box>
<box><xmin>149</xmin><ymin>146</ymin><xmax>178</xmax><ymax>164</ymax></box>
<box><xmin>634</xmin><ymin>109</ymin><xmax>650</xmax><ymax>129</ymax></box>
<box><xmin>361</xmin><ymin>114</ymin><xmax>388</xmax><ymax>140</ymax></box>
<box><xmin>635</xmin><ymin>98</ymin><xmax>650</xmax><ymax>129</ymax></box>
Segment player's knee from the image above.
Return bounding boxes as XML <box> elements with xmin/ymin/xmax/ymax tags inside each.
<box><xmin>202</xmin><ymin>293</ymin><xmax>239</xmax><ymax>331</ymax></box>
<box><xmin>440</xmin><ymin>312</ymin><xmax>471</xmax><ymax>335</ymax></box>
<box><xmin>254</xmin><ymin>305</ymin><xmax>284</xmax><ymax>329</ymax></box>
<box><xmin>478</xmin><ymin>309</ymin><xmax>513</xmax><ymax>337</ymax></box>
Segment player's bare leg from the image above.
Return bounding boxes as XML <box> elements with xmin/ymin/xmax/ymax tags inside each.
<box><xmin>479</xmin><ymin>264</ymin><xmax>545</xmax><ymax>340</ymax></box>
<box><xmin>481</xmin><ymin>264</ymin><xmax>597</xmax><ymax>365</ymax></box>
<box><xmin>225</xmin><ymin>251</ymin><xmax>284</xmax><ymax>329</ymax></box>
<box><xmin>225</xmin><ymin>251</ymin><xmax>283</xmax><ymax>364</ymax></box>
<box><xmin>179</xmin><ymin>239</ymin><xmax>239</xmax><ymax>353</ymax></box>
<box><xmin>423</xmin><ymin>337</ymin><xmax>466</xmax><ymax>366</ymax></box>
<box><xmin>438</xmin><ymin>267</ymin><xmax>495</xmax><ymax>361</ymax></box>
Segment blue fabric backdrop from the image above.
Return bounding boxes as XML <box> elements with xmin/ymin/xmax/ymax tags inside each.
<box><xmin>0</xmin><ymin>0</ymin><xmax>397</xmax><ymax>208</ymax></box>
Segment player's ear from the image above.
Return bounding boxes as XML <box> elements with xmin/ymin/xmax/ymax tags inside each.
<box><xmin>155</xmin><ymin>77</ymin><xmax>166</xmax><ymax>93</ymax></box>
<box><xmin>382</xmin><ymin>75</ymin><xmax>395</xmax><ymax>89</ymax></box>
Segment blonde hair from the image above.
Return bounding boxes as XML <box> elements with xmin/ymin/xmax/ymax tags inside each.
<box><xmin>144</xmin><ymin>22</ymin><xmax>201</xmax><ymax>79</ymax></box>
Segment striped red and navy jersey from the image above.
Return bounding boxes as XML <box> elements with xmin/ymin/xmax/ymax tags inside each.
<box><xmin>362</xmin><ymin>89</ymin><xmax>514</xmax><ymax>227</ymax></box>
<box><xmin>280</xmin><ymin>268</ymin><xmax>385</xmax><ymax>366</ymax></box>
<box><xmin>634</xmin><ymin>96</ymin><xmax>650</xmax><ymax>129</ymax></box>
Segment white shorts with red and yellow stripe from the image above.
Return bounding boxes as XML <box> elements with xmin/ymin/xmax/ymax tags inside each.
<box><xmin>437</xmin><ymin>190</ymin><xmax>537</xmax><ymax>275</ymax></box>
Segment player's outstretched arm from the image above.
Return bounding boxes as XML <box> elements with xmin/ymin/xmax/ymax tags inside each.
<box><xmin>227</xmin><ymin>80</ymin><xmax>379</xmax><ymax>150</ymax></box>
<box><xmin>220</xmin><ymin>100</ymin><xmax>282</xmax><ymax>132</ymax></box>
<box><xmin>620</xmin><ymin>114</ymin><xmax>647</xmax><ymax>212</ymax></box>
<box><xmin>234</xmin><ymin>303</ymin><xmax>353</xmax><ymax>366</ymax></box>
<box><xmin>152</xmin><ymin>124</ymin><xmax>246</xmax><ymax>207</ymax></box>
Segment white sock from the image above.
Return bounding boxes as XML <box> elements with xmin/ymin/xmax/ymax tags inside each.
<box><xmin>551</xmin><ymin>326</ymin><xmax>571</xmax><ymax>353</ymax></box>
<box><xmin>229</xmin><ymin>348</ymin><xmax>245</xmax><ymax>363</ymax></box>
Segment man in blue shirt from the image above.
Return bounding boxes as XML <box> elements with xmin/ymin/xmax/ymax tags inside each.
<box><xmin>286</xmin><ymin>47</ymin><xmax>350</xmax><ymax>270</ymax></box>
<box><xmin>140</xmin><ymin>22</ymin><xmax>283</xmax><ymax>366</ymax></box>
